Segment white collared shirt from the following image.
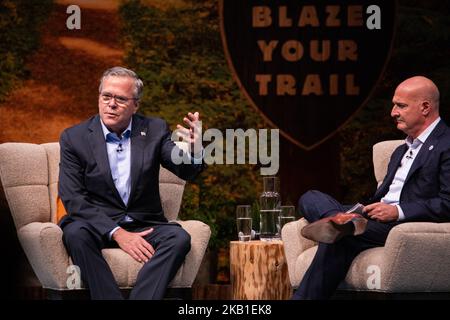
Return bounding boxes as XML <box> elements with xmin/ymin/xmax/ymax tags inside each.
<box><xmin>381</xmin><ymin>117</ymin><xmax>441</xmax><ymax>220</ymax></box>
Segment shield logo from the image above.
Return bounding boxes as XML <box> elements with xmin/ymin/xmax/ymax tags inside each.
<box><xmin>220</xmin><ymin>0</ymin><xmax>396</xmax><ymax>150</ymax></box>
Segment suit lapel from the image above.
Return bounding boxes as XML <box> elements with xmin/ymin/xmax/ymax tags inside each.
<box><xmin>404</xmin><ymin>120</ymin><xmax>445</xmax><ymax>184</ymax></box>
<box><xmin>129</xmin><ymin>114</ymin><xmax>148</xmax><ymax>205</ymax></box>
<box><xmin>88</xmin><ymin>115</ymin><xmax>125</xmax><ymax>207</ymax></box>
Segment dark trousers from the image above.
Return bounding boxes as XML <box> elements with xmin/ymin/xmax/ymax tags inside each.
<box><xmin>292</xmin><ymin>190</ymin><xmax>398</xmax><ymax>300</ymax></box>
<box><xmin>62</xmin><ymin>220</ymin><xmax>191</xmax><ymax>300</ymax></box>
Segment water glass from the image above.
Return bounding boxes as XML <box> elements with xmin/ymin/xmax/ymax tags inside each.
<box><xmin>279</xmin><ymin>205</ymin><xmax>296</xmax><ymax>233</ymax></box>
<box><xmin>236</xmin><ymin>205</ymin><xmax>252</xmax><ymax>241</ymax></box>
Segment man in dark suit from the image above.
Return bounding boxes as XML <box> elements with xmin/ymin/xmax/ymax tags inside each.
<box><xmin>293</xmin><ymin>76</ymin><xmax>450</xmax><ymax>299</ymax></box>
<box><xmin>58</xmin><ymin>66</ymin><xmax>205</xmax><ymax>299</ymax></box>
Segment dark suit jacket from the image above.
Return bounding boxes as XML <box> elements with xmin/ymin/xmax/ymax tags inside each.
<box><xmin>58</xmin><ymin>113</ymin><xmax>204</xmax><ymax>237</ymax></box>
<box><xmin>371</xmin><ymin>120</ymin><xmax>450</xmax><ymax>222</ymax></box>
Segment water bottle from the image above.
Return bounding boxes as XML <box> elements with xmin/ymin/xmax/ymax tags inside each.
<box><xmin>259</xmin><ymin>176</ymin><xmax>281</xmax><ymax>241</ymax></box>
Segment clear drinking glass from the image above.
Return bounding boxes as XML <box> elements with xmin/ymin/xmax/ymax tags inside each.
<box><xmin>259</xmin><ymin>177</ymin><xmax>281</xmax><ymax>241</ymax></box>
<box><xmin>236</xmin><ymin>205</ymin><xmax>252</xmax><ymax>241</ymax></box>
<box><xmin>279</xmin><ymin>206</ymin><xmax>296</xmax><ymax>237</ymax></box>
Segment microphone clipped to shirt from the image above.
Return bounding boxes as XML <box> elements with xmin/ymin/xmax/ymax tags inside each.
<box><xmin>405</xmin><ymin>150</ymin><xmax>413</xmax><ymax>160</ymax></box>
<box><xmin>399</xmin><ymin>150</ymin><xmax>414</xmax><ymax>168</ymax></box>
<box><xmin>116</xmin><ymin>143</ymin><xmax>123</xmax><ymax>153</ymax></box>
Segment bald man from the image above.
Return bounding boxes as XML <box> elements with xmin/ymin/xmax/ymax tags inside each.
<box><xmin>293</xmin><ymin>76</ymin><xmax>450</xmax><ymax>300</ymax></box>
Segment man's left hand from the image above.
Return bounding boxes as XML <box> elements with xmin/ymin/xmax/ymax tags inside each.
<box><xmin>176</xmin><ymin>112</ymin><xmax>202</xmax><ymax>156</ymax></box>
<box><xmin>363</xmin><ymin>202</ymin><xmax>399</xmax><ymax>222</ymax></box>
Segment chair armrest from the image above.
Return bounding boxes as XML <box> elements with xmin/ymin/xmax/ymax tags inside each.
<box><xmin>172</xmin><ymin>220</ymin><xmax>211</xmax><ymax>287</ymax></box>
<box><xmin>17</xmin><ymin>222</ymin><xmax>70</xmax><ymax>290</ymax></box>
<box><xmin>282</xmin><ymin>218</ymin><xmax>317</xmax><ymax>284</ymax></box>
<box><xmin>381</xmin><ymin>222</ymin><xmax>450</xmax><ymax>292</ymax></box>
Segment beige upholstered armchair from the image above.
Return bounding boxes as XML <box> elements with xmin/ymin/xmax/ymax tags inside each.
<box><xmin>282</xmin><ymin>140</ymin><xmax>450</xmax><ymax>298</ymax></box>
<box><xmin>0</xmin><ymin>142</ymin><xmax>211</xmax><ymax>299</ymax></box>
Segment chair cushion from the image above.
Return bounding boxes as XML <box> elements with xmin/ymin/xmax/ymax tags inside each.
<box><xmin>67</xmin><ymin>248</ymin><xmax>188</xmax><ymax>288</ymax></box>
<box><xmin>372</xmin><ymin>140</ymin><xmax>403</xmax><ymax>187</ymax></box>
<box><xmin>0</xmin><ymin>143</ymin><xmax>51</xmax><ymax>228</ymax></box>
<box><xmin>341</xmin><ymin>247</ymin><xmax>386</xmax><ymax>290</ymax></box>
<box><xmin>294</xmin><ymin>246</ymin><xmax>317</xmax><ymax>287</ymax></box>
<box><xmin>294</xmin><ymin>245</ymin><xmax>386</xmax><ymax>291</ymax></box>
<box><xmin>101</xmin><ymin>249</ymin><xmax>144</xmax><ymax>287</ymax></box>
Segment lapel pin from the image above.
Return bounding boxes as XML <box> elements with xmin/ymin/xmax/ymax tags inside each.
<box><xmin>140</xmin><ymin>131</ymin><xmax>146</xmax><ymax>136</ymax></box>
<box><xmin>429</xmin><ymin>145</ymin><xmax>434</xmax><ymax>151</ymax></box>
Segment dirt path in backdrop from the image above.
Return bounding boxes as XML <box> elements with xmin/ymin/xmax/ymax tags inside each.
<box><xmin>0</xmin><ymin>0</ymin><xmax>123</xmax><ymax>144</ymax></box>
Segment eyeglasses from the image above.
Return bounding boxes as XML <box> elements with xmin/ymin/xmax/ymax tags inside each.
<box><xmin>100</xmin><ymin>93</ymin><xmax>138</xmax><ymax>106</ymax></box>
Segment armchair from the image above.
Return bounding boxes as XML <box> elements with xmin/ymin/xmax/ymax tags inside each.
<box><xmin>282</xmin><ymin>140</ymin><xmax>450</xmax><ymax>298</ymax></box>
<box><xmin>0</xmin><ymin>142</ymin><xmax>211</xmax><ymax>299</ymax></box>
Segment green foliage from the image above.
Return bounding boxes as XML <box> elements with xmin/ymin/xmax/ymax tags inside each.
<box><xmin>339</xmin><ymin>1</ymin><xmax>450</xmax><ymax>204</ymax></box>
<box><xmin>0</xmin><ymin>0</ymin><xmax>53</xmax><ymax>100</ymax></box>
<box><xmin>120</xmin><ymin>0</ymin><xmax>265</xmax><ymax>250</ymax></box>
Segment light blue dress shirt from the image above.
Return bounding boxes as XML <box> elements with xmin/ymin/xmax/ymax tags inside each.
<box><xmin>100</xmin><ymin>119</ymin><xmax>133</xmax><ymax>238</ymax></box>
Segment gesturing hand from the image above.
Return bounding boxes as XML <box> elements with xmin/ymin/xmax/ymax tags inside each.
<box><xmin>363</xmin><ymin>202</ymin><xmax>399</xmax><ymax>223</ymax></box>
<box><xmin>176</xmin><ymin>112</ymin><xmax>202</xmax><ymax>156</ymax></box>
<box><xmin>112</xmin><ymin>228</ymin><xmax>155</xmax><ymax>263</ymax></box>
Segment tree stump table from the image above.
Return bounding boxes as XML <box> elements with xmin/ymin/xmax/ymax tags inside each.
<box><xmin>230</xmin><ymin>240</ymin><xmax>292</xmax><ymax>300</ymax></box>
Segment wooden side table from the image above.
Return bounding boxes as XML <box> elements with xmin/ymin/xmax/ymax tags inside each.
<box><xmin>230</xmin><ymin>240</ymin><xmax>292</xmax><ymax>300</ymax></box>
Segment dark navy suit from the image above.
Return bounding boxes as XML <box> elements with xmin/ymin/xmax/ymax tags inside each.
<box><xmin>58</xmin><ymin>113</ymin><xmax>204</xmax><ymax>299</ymax></box>
<box><xmin>294</xmin><ymin>120</ymin><xmax>450</xmax><ymax>299</ymax></box>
